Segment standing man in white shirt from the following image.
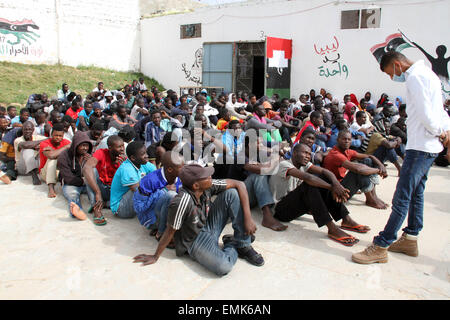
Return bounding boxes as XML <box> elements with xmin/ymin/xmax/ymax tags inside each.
<box><xmin>353</xmin><ymin>51</ymin><xmax>450</xmax><ymax>264</ymax></box>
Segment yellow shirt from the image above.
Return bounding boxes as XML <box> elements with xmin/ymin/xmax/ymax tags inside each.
<box><xmin>365</xmin><ymin>132</ymin><xmax>386</xmax><ymax>155</ymax></box>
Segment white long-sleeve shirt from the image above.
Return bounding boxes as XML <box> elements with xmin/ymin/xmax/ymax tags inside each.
<box><xmin>404</xmin><ymin>60</ymin><xmax>450</xmax><ymax>153</ymax></box>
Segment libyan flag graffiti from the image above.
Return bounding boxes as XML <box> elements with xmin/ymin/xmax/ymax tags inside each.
<box><xmin>0</xmin><ymin>18</ymin><xmax>40</xmax><ymax>46</ymax></box>
<box><xmin>370</xmin><ymin>33</ymin><xmax>413</xmax><ymax>63</ymax></box>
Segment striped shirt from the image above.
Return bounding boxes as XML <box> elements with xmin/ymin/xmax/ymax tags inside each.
<box><xmin>167</xmin><ymin>179</ymin><xmax>227</xmax><ymax>256</ymax></box>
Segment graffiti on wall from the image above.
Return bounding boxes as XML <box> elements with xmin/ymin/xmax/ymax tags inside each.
<box><xmin>315</xmin><ymin>36</ymin><xmax>349</xmax><ymax>79</ymax></box>
<box><xmin>0</xmin><ymin>18</ymin><xmax>43</xmax><ymax>57</ymax></box>
<box><xmin>181</xmin><ymin>47</ymin><xmax>203</xmax><ymax>85</ymax></box>
<box><xmin>370</xmin><ymin>32</ymin><xmax>449</xmax><ymax>96</ymax></box>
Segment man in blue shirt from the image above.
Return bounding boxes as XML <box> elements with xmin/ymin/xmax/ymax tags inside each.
<box><xmin>134</xmin><ymin>151</ymin><xmax>184</xmax><ymax>238</ymax></box>
<box><xmin>110</xmin><ymin>141</ymin><xmax>156</xmax><ymax>218</ymax></box>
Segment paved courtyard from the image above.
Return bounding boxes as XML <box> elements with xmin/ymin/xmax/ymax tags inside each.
<box><xmin>1</xmin><ymin>164</ymin><xmax>449</xmax><ymax>299</ymax></box>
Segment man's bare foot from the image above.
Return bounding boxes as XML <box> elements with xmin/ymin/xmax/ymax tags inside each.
<box><xmin>48</xmin><ymin>189</ymin><xmax>57</xmax><ymax>198</ymax></box>
<box><xmin>262</xmin><ymin>215</ymin><xmax>288</xmax><ymax>231</ymax></box>
<box><xmin>70</xmin><ymin>202</ymin><xmax>87</xmax><ymax>220</ymax></box>
<box><xmin>0</xmin><ymin>173</ymin><xmax>11</xmax><ymax>184</ymax></box>
<box><xmin>365</xmin><ymin>199</ymin><xmax>388</xmax><ymax>210</ymax></box>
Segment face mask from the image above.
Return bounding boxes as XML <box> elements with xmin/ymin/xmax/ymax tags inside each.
<box><xmin>392</xmin><ymin>63</ymin><xmax>406</xmax><ymax>83</ymax></box>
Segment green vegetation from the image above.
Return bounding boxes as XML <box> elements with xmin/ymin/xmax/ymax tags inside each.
<box><xmin>0</xmin><ymin>61</ymin><xmax>164</xmax><ymax>107</ymax></box>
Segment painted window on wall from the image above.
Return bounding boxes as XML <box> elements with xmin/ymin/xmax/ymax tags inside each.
<box><xmin>180</xmin><ymin>24</ymin><xmax>201</xmax><ymax>39</ymax></box>
<box><xmin>341</xmin><ymin>9</ymin><xmax>381</xmax><ymax>29</ymax></box>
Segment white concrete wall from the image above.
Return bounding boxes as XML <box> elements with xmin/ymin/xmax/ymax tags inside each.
<box><xmin>140</xmin><ymin>0</ymin><xmax>450</xmax><ymax>101</ymax></box>
<box><xmin>0</xmin><ymin>0</ymin><xmax>140</xmax><ymax>71</ymax></box>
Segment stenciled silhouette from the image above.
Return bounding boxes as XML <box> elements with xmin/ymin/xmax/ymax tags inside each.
<box><xmin>413</xmin><ymin>42</ymin><xmax>450</xmax><ymax>80</ymax></box>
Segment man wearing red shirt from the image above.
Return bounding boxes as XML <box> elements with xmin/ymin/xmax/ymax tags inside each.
<box><xmin>293</xmin><ymin>111</ymin><xmax>323</xmax><ymax>144</ymax></box>
<box><xmin>65</xmin><ymin>100</ymin><xmax>83</xmax><ymax>121</ymax></box>
<box><xmin>323</xmin><ymin>130</ymin><xmax>388</xmax><ymax>209</ymax></box>
<box><xmin>39</xmin><ymin>123</ymin><xmax>71</xmax><ymax>197</ymax></box>
<box><xmin>83</xmin><ymin>135</ymin><xmax>126</xmax><ymax>225</ymax></box>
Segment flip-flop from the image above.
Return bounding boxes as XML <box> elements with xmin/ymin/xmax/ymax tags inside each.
<box><xmin>328</xmin><ymin>234</ymin><xmax>359</xmax><ymax>247</ymax></box>
<box><xmin>340</xmin><ymin>224</ymin><xmax>371</xmax><ymax>234</ymax></box>
<box><xmin>93</xmin><ymin>216</ymin><xmax>107</xmax><ymax>226</ymax></box>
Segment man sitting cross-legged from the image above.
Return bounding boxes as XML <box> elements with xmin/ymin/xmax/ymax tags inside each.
<box><xmin>14</xmin><ymin>121</ymin><xmax>47</xmax><ymax>185</ymax></box>
<box><xmin>39</xmin><ymin>123</ymin><xmax>71</xmax><ymax>198</ymax></box>
<box><xmin>227</xmin><ymin>132</ymin><xmax>287</xmax><ymax>232</ymax></box>
<box><xmin>133</xmin><ymin>164</ymin><xmax>264</xmax><ymax>276</ymax></box>
<box><xmin>57</xmin><ymin>131</ymin><xmax>95</xmax><ymax>220</ymax></box>
<box><xmin>109</xmin><ymin>141</ymin><xmax>156</xmax><ymax>219</ymax></box>
<box><xmin>134</xmin><ymin>151</ymin><xmax>184</xmax><ymax>241</ymax></box>
<box><xmin>83</xmin><ymin>135</ymin><xmax>126</xmax><ymax>226</ymax></box>
<box><xmin>323</xmin><ymin>130</ymin><xmax>388</xmax><ymax>210</ymax></box>
<box><xmin>270</xmin><ymin>143</ymin><xmax>370</xmax><ymax>246</ymax></box>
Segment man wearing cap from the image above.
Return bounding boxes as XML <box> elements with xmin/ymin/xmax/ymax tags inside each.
<box><xmin>133</xmin><ymin>163</ymin><xmax>264</xmax><ymax>276</ymax></box>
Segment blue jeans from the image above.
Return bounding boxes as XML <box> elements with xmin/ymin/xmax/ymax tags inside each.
<box><xmin>85</xmin><ymin>168</ymin><xmax>111</xmax><ymax>202</ymax></box>
<box><xmin>341</xmin><ymin>157</ymin><xmax>379</xmax><ymax>198</ymax></box>
<box><xmin>373</xmin><ymin>145</ymin><xmax>398</xmax><ymax>164</ymax></box>
<box><xmin>188</xmin><ymin>189</ymin><xmax>251</xmax><ymax>276</ymax></box>
<box><xmin>154</xmin><ymin>190</ymin><xmax>178</xmax><ymax>234</ymax></box>
<box><xmin>244</xmin><ymin>173</ymin><xmax>275</xmax><ymax>209</ymax></box>
<box><xmin>373</xmin><ymin>150</ymin><xmax>438</xmax><ymax>247</ymax></box>
<box><xmin>62</xmin><ymin>184</ymin><xmax>95</xmax><ymax>218</ymax></box>
<box><xmin>115</xmin><ymin>189</ymin><xmax>136</xmax><ymax>219</ymax></box>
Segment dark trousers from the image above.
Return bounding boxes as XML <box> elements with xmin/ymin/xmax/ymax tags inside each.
<box><xmin>274</xmin><ymin>182</ymin><xmax>349</xmax><ymax>228</ymax></box>
<box><xmin>4</xmin><ymin>160</ymin><xmax>17</xmax><ymax>180</ymax></box>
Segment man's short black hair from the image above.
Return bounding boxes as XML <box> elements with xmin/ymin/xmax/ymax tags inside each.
<box><xmin>338</xmin><ymin>129</ymin><xmax>351</xmax><ymax>139</ymax></box>
<box><xmin>118</xmin><ymin>125</ymin><xmax>136</xmax><ymax>143</ymax></box>
<box><xmin>355</xmin><ymin>111</ymin><xmax>366</xmax><ymax>118</ymax></box>
<box><xmin>151</xmin><ymin>110</ymin><xmax>161</xmax><ymax>118</ymax></box>
<box><xmin>310</xmin><ymin>111</ymin><xmax>322</xmax><ymax>119</ymax></box>
<box><xmin>293</xmin><ymin>142</ymin><xmax>311</xmax><ymax>154</ymax></box>
<box><xmin>7</xmin><ymin>106</ymin><xmax>16</xmax><ymax>111</ymax></box>
<box><xmin>126</xmin><ymin>141</ymin><xmax>145</xmax><ymax>158</ymax></box>
<box><xmin>52</xmin><ymin>122</ymin><xmax>65</xmax><ymax>132</ymax></box>
<box><xmin>62</xmin><ymin>115</ymin><xmax>74</xmax><ymax>123</ymax></box>
<box><xmin>302</xmin><ymin>104</ymin><xmax>312</xmax><ymax>113</ymax></box>
<box><xmin>380</xmin><ymin>51</ymin><xmax>407</xmax><ymax>72</ymax></box>
<box><xmin>0</xmin><ymin>106</ymin><xmax>6</xmax><ymax>112</ymax></box>
<box><xmin>20</xmin><ymin>108</ymin><xmax>29</xmax><ymax>115</ymax></box>
<box><xmin>107</xmin><ymin>135</ymin><xmax>123</xmax><ymax>148</ymax></box>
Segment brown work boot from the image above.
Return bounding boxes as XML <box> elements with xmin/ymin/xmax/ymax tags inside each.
<box><xmin>352</xmin><ymin>244</ymin><xmax>388</xmax><ymax>264</ymax></box>
<box><xmin>388</xmin><ymin>232</ymin><xmax>418</xmax><ymax>257</ymax></box>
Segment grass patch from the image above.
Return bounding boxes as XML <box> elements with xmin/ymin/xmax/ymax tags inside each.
<box><xmin>0</xmin><ymin>62</ymin><xmax>165</xmax><ymax>107</ymax></box>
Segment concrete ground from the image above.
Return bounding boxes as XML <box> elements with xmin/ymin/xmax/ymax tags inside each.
<box><xmin>1</xmin><ymin>164</ymin><xmax>449</xmax><ymax>300</ymax></box>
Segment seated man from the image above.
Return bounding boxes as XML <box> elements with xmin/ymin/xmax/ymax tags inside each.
<box><xmin>109</xmin><ymin>105</ymin><xmax>136</xmax><ymax>130</ymax></box>
<box><xmin>134</xmin><ymin>151</ymin><xmax>184</xmax><ymax>238</ymax></box>
<box><xmin>0</xmin><ymin>116</ymin><xmax>8</xmax><ymax>141</ymax></box>
<box><xmin>0</xmin><ymin>127</ymin><xmax>21</xmax><ymax>184</ymax></box>
<box><xmin>83</xmin><ymin>135</ymin><xmax>126</xmax><ymax>225</ymax></box>
<box><xmin>271</xmin><ymin>103</ymin><xmax>301</xmax><ymax>145</ymax></box>
<box><xmin>228</xmin><ymin>133</ymin><xmax>287</xmax><ymax>232</ymax></box>
<box><xmin>350</xmin><ymin>111</ymin><xmax>374</xmax><ymax>136</ymax></box>
<box><xmin>144</xmin><ymin>110</ymin><xmax>171</xmax><ymax>148</ymax></box>
<box><xmin>11</xmin><ymin>108</ymin><xmax>32</xmax><ymax>128</ymax></box>
<box><xmin>65</xmin><ymin>100</ymin><xmax>83</xmax><ymax>122</ymax></box>
<box><xmin>293</xmin><ymin>111</ymin><xmax>326</xmax><ymax>150</ymax></box>
<box><xmin>57</xmin><ymin>131</ymin><xmax>95</xmax><ymax>220</ymax></box>
<box><xmin>14</xmin><ymin>121</ymin><xmax>47</xmax><ymax>185</ymax></box>
<box><xmin>133</xmin><ymin>164</ymin><xmax>264</xmax><ymax>276</ymax></box>
<box><xmin>364</xmin><ymin>121</ymin><xmax>403</xmax><ymax>176</ymax></box>
<box><xmin>323</xmin><ymin>130</ymin><xmax>388</xmax><ymax>210</ymax></box>
<box><xmin>270</xmin><ymin>143</ymin><xmax>370</xmax><ymax>246</ymax></box>
<box><xmin>146</xmin><ymin>131</ymin><xmax>179</xmax><ymax>168</ymax></box>
<box><xmin>110</xmin><ymin>141</ymin><xmax>156</xmax><ymax>219</ymax></box>
<box><xmin>39</xmin><ymin>123</ymin><xmax>71</xmax><ymax>197</ymax></box>
<box><xmin>76</xmin><ymin>101</ymin><xmax>94</xmax><ymax>132</ymax></box>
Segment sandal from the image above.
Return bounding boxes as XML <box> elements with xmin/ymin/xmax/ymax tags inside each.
<box><xmin>328</xmin><ymin>234</ymin><xmax>359</xmax><ymax>246</ymax></box>
<box><xmin>236</xmin><ymin>246</ymin><xmax>265</xmax><ymax>267</ymax></box>
<box><xmin>340</xmin><ymin>224</ymin><xmax>371</xmax><ymax>234</ymax></box>
<box><xmin>222</xmin><ymin>234</ymin><xmax>255</xmax><ymax>245</ymax></box>
<box><xmin>93</xmin><ymin>216</ymin><xmax>107</xmax><ymax>226</ymax></box>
